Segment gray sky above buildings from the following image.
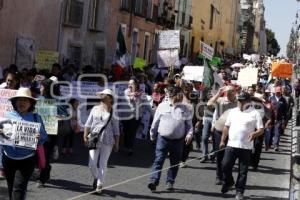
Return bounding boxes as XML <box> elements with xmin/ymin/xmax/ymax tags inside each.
<box><xmin>264</xmin><ymin>0</ymin><xmax>299</xmax><ymax>57</ymax></box>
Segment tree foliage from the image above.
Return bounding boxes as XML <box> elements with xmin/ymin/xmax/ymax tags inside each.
<box><xmin>266</xmin><ymin>28</ymin><xmax>281</xmax><ymax>56</ymax></box>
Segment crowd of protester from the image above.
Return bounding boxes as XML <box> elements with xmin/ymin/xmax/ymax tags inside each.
<box><xmin>0</xmin><ymin>54</ymin><xmax>296</xmax><ymax>200</ymax></box>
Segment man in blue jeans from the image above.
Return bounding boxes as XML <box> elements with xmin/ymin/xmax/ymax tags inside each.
<box><xmin>148</xmin><ymin>86</ymin><xmax>193</xmax><ymax>191</ymax></box>
<box><xmin>220</xmin><ymin>92</ymin><xmax>264</xmax><ymax>200</ymax></box>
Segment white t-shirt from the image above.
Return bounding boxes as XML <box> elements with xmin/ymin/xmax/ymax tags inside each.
<box><xmin>225</xmin><ymin>107</ymin><xmax>263</xmax><ymax>150</ymax></box>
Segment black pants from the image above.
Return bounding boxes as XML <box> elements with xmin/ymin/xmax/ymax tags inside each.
<box><xmin>250</xmin><ymin>135</ymin><xmax>263</xmax><ymax>169</ymax></box>
<box><xmin>181</xmin><ymin>142</ymin><xmax>192</xmax><ymax>162</ymax></box>
<box><xmin>3</xmin><ymin>154</ymin><xmax>36</xmax><ymax>200</ymax></box>
<box><xmin>122</xmin><ymin>118</ymin><xmax>140</xmax><ymax>150</ymax></box>
<box><xmin>222</xmin><ymin>147</ymin><xmax>251</xmax><ymax>194</ymax></box>
<box><xmin>62</xmin><ymin>131</ymin><xmax>75</xmax><ymax>149</ymax></box>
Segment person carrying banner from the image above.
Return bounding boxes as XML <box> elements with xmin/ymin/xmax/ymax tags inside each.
<box><xmin>1</xmin><ymin>87</ymin><xmax>47</xmax><ymax>200</ymax></box>
<box><xmin>83</xmin><ymin>89</ymin><xmax>120</xmax><ymax>194</ymax></box>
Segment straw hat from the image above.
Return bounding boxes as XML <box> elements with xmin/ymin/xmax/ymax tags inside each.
<box><xmin>96</xmin><ymin>89</ymin><xmax>114</xmax><ymax>97</ymax></box>
<box><xmin>9</xmin><ymin>88</ymin><xmax>37</xmax><ymax>101</ymax></box>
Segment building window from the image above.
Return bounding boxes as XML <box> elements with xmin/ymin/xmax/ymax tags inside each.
<box><xmin>121</xmin><ymin>0</ymin><xmax>130</xmax><ymax>11</ymax></box>
<box><xmin>131</xmin><ymin>29</ymin><xmax>139</xmax><ymax>61</ymax></box>
<box><xmin>134</xmin><ymin>0</ymin><xmax>143</xmax><ymax>15</ymax></box>
<box><xmin>0</xmin><ymin>0</ymin><xmax>3</xmax><ymax>10</ymax></box>
<box><xmin>146</xmin><ymin>0</ymin><xmax>152</xmax><ymax>19</ymax></box>
<box><xmin>89</xmin><ymin>0</ymin><xmax>105</xmax><ymax>31</ymax></box>
<box><xmin>64</xmin><ymin>0</ymin><xmax>84</xmax><ymax>27</ymax></box>
<box><xmin>69</xmin><ymin>45</ymin><xmax>81</xmax><ymax>66</ymax></box>
<box><xmin>209</xmin><ymin>4</ymin><xmax>214</xmax><ymax>30</ymax></box>
<box><xmin>121</xmin><ymin>24</ymin><xmax>127</xmax><ymax>37</ymax></box>
<box><xmin>143</xmin><ymin>33</ymin><xmax>150</xmax><ymax>60</ymax></box>
<box><xmin>152</xmin><ymin>4</ymin><xmax>159</xmax><ymax>22</ymax></box>
<box><xmin>95</xmin><ymin>48</ymin><xmax>105</xmax><ymax>67</ymax></box>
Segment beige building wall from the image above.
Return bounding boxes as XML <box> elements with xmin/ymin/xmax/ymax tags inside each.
<box><xmin>191</xmin><ymin>0</ymin><xmax>240</xmax><ymax>57</ymax></box>
<box><xmin>0</xmin><ymin>0</ymin><xmax>61</xmax><ymax>69</ymax></box>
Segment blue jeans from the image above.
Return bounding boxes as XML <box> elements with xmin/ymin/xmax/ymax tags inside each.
<box><xmin>273</xmin><ymin>121</ymin><xmax>283</xmax><ymax>147</ymax></box>
<box><xmin>264</xmin><ymin>127</ymin><xmax>272</xmax><ymax>146</ymax></box>
<box><xmin>202</xmin><ymin>120</ymin><xmax>212</xmax><ymax>158</ymax></box>
<box><xmin>149</xmin><ymin>135</ymin><xmax>184</xmax><ymax>185</ymax></box>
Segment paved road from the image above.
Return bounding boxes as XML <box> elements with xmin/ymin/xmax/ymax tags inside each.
<box><xmin>0</xmin><ymin>126</ymin><xmax>291</xmax><ymax>200</ymax></box>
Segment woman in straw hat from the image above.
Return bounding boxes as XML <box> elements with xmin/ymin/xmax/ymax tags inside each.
<box><xmin>83</xmin><ymin>89</ymin><xmax>120</xmax><ymax>194</ymax></box>
<box><xmin>1</xmin><ymin>87</ymin><xmax>47</xmax><ymax>200</ymax></box>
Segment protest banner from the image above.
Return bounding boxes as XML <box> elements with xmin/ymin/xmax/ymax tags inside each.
<box><xmin>158</xmin><ymin>30</ymin><xmax>180</xmax><ymax>49</ymax></box>
<box><xmin>35</xmin><ymin>50</ymin><xmax>59</xmax><ymax>70</ymax></box>
<box><xmin>200</xmin><ymin>42</ymin><xmax>214</xmax><ymax>61</ymax></box>
<box><xmin>271</xmin><ymin>62</ymin><xmax>293</xmax><ymax>78</ymax></box>
<box><xmin>182</xmin><ymin>66</ymin><xmax>205</xmax><ymax>82</ymax></box>
<box><xmin>0</xmin><ymin>118</ymin><xmax>40</xmax><ymax>150</ymax></box>
<box><xmin>237</xmin><ymin>67</ymin><xmax>258</xmax><ymax>87</ymax></box>
<box><xmin>133</xmin><ymin>57</ymin><xmax>147</xmax><ymax>70</ymax></box>
<box><xmin>157</xmin><ymin>49</ymin><xmax>179</xmax><ymax>68</ymax></box>
<box><xmin>0</xmin><ymin>89</ymin><xmax>17</xmax><ymax>117</ymax></box>
<box><xmin>35</xmin><ymin>99</ymin><xmax>58</xmax><ymax>135</ymax></box>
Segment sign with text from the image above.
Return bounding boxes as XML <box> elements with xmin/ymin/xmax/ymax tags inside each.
<box><xmin>158</xmin><ymin>30</ymin><xmax>180</xmax><ymax>49</ymax></box>
<box><xmin>0</xmin><ymin>118</ymin><xmax>40</xmax><ymax>150</ymax></box>
<box><xmin>271</xmin><ymin>62</ymin><xmax>293</xmax><ymax>78</ymax></box>
<box><xmin>35</xmin><ymin>99</ymin><xmax>58</xmax><ymax>135</ymax></box>
<box><xmin>182</xmin><ymin>66</ymin><xmax>205</xmax><ymax>82</ymax></box>
<box><xmin>0</xmin><ymin>89</ymin><xmax>17</xmax><ymax>117</ymax></box>
<box><xmin>200</xmin><ymin>42</ymin><xmax>214</xmax><ymax>61</ymax></box>
<box><xmin>35</xmin><ymin>50</ymin><xmax>59</xmax><ymax>70</ymax></box>
<box><xmin>237</xmin><ymin>67</ymin><xmax>258</xmax><ymax>87</ymax></box>
<box><xmin>157</xmin><ymin>49</ymin><xmax>179</xmax><ymax>68</ymax></box>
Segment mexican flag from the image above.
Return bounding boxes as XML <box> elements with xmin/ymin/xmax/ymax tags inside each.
<box><xmin>115</xmin><ymin>25</ymin><xmax>128</xmax><ymax>68</ymax></box>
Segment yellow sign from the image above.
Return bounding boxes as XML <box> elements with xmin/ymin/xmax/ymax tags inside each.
<box><xmin>35</xmin><ymin>50</ymin><xmax>59</xmax><ymax>70</ymax></box>
<box><xmin>133</xmin><ymin>57</ymin><xmax>147</xmax><ymax>70</ymax></box>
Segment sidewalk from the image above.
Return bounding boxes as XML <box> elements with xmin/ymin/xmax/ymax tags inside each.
<box><xmin>0</xmin><ymin>128</ymin><xmax>291</xmax><ymax>200</ymax></box>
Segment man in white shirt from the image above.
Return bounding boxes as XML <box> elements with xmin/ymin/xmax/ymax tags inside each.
<box><xmin>219</xmin><ymin>92</ymin><xmax>264</xmax><ymax>200</ymax></box>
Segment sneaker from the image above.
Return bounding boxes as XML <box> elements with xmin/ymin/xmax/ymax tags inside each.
<box><xmin>166</xmin><ymin>182</ymin><xmax>173</xmax><ymax>191</ymax></box>
<box><xmin>147</xmin><ymin>182</ymin><xmax>156</xmax><ymax>192</ymax></box>
<box><xmin>221</xmin><ymin>180</ymin><xmax>235</xmax><ymax>194</ymax></box>
<box><xmin>215</xmin><ymin>178</ymin><xmax>223</xmax><ymax>185</ymax></box>
<box><xmin>95</xmin><ymin>185</ymin><xmax>102</xmax><ymax>194</ymax></box>
<box><xmin>274</xmin><ymin>146</ymin><xmax>279</xmax><ymax>152</ymax></box>
<box><xmin>236</xmin><ymin>192</ymin><xmax>244</xmax><ymax>200</ymax></box>
<box><xmin>0</xmin><ymin>169</ymin><xmax>5</xmax><ymax>180</ymax></box>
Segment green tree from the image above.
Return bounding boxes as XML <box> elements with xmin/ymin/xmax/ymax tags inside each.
<box><xmin>266</xmin><ymin>28</ymin><xmax>281</xmax><ymax>56</ymax></box>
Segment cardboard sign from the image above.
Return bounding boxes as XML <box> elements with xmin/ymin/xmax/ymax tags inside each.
<box><xmin>158</xmin><ymin>30</ymin><xmax>180</xmax><ymax>49</ymax></box>
<box><xmin>35</xmin><ymin>50</ymin><xmax>59</xmax><ymax>70</ymax></box>
<box><xmin>237</xmin><ymin>68</ymin><xmax>258</xmax><ymax>87</ymax></box>
<box><xmin>0</xmin><ymin>118</ymin><xmax>40</xmax><ymax>150</ymax></box>
<box><xmin>157</xmin><ymin>49</ymin><xmax>179</xmax><ymax>68</ymax></box>
<box><xmin>0</xmin><ymin>89</ymin><xmax>17</xmax><ymax>117</ymax></box>
<box><xmin>271</xmin><ymin>62</ymin><xmax>293</xmax><ymax>78</ymax></box>
<box><xmin>35</xmin><ymin>99</ymin><xmax>58</xmax><ymax>135</ymax></box>
<box><xmin>200</xmin><ymin>42</ymin><xmax>214</xmax><ymax>61</ymax></box>
<box><xmin>133</xmin><ymin>57</ymin><xmax>147</xmax><ymax>70</ymax></box>
<box><xmin>182</xmin><ymin>66</ymin><xmax>205</xmax><ymax>82</ymax></box>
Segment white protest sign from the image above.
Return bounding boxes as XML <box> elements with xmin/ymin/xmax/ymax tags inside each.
<box><xmin>0</xmin><ymin>118</ymin><xmax>40</xmax><ymax>150</ymax></box>
<box><xmin>157</xmin><ymin>49</ymin><xmax>179</xmax><ymax>68</ymax></box>
<box><xmin>200</xmin><ymin>42</ymin><xmax>214</xmax><ymax>61</ymax></box>
<box><xmin>158</xmin><ymin>30</ymin><xmax>180</xmax><ymax>49</ymax></box>
<box><xmin>182</xmin><ymin>66</ymin><xmax>205</xmax><ymax>82</ymax></box>
<box><xmin>237</xmin><ymin>67</ymin><xmax>258</xmax><ymax>87</ymax></box>
<box><xmin>243</xmin><ymin>54</ymin><xmax>251</xmax><ymax>61</ymax></box>
<box><xmin>0</xmin><ymin>89</ymin><xmax>17</xmax><ymax>117</ymax></box>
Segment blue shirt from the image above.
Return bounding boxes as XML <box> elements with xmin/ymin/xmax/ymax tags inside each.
<box><xmin>3</xmin><ymin>110</ymin><xmax>48</xmax><ymax>160</ymax></box>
